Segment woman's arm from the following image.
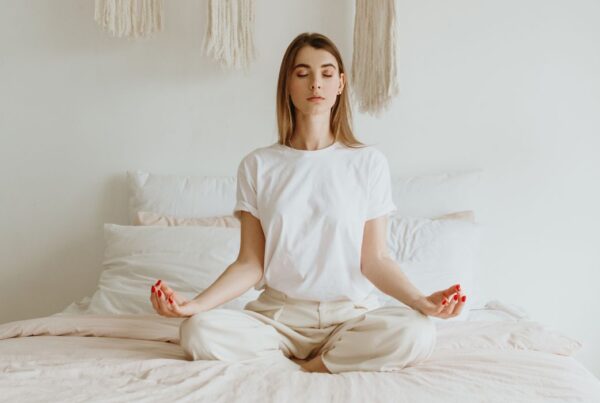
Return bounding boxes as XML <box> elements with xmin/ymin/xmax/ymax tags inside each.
<box><xmin>360</xmin><ymin>215</ymin><xmax>466</xmax><ymax>318</ymax></box>
<box><xmin>151</xmin><ymin>211</ymin><xmax>265</xmax><ymax>317</ymax></box>
<box><xmin>191</xmin><ymin>260</ymin><xmax>263</xmax><ymax>311</ymax></box>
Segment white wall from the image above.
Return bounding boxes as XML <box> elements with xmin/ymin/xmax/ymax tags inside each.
<box><xmin>1</xmin><ymin>0</ymin><xmax>598</xmax><ymax>377</ymax></box>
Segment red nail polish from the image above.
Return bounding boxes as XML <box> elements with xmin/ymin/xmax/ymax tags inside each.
<box><xmin>168</xmin><ymin>297</ymin><xmax>173</xmax><ymax>304</ymax></box>
<box><xmin>158</xmin><ymin>290</ymin><xmax>162</xmax><ymax>297</ymax></box>
<box><xmin>151</xmin><ymin>286</ymin><xmax>156</xmax><ymax>293</ymax></box>
<box><xmin>442</xmin><ymin>299</ymin><xmax>447</xmax><ymax>305</ymax></box>
<box><xmin>462</xmin><ymin>296</ymin><xmax>467</xmax><ymax>302</ymax></box>
<box><xmin>155</xmin><ymin>280</ymin><xmax>162</xmax><ymax>287</ymax></box>
<box><xmin>455</xmin><ymin>284</ymin><xmax>461</xmax><ymax>291</ymax></box>
<box><xmin>454</xmin><ymin>294</ymin><xmax>458</xmax><ymax>301</ymax></box>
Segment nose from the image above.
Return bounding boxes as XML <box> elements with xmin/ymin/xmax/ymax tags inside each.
<box><xmin>310</xmin><ymin>80</ymin><xmax>321</xmax><ymax>90</ymax></box>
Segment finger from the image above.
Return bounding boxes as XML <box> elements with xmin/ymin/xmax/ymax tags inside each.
<box><xmin>439</xmin><ymin>284</ymin><xmax>459</xmax><ymax>305</ymax></box>
<box><xmin>150</xmin><ymin>285</ymin><xmax>161</xmax><ymax>313</ymax></box>
<box><xmin>152</xmin><ymin>279</ymin><xmax>164</xmax><ymax>312</ymax></box>
<box><xmin>153</xmin><ymin>287</ymin><xmax>166</xmax><ymax>316</ymax></box>
<box><xmin>158</xmin><ymin>281</ymin><xmax>174</xmax><ymax>297</ymax></box>
<box><xmin>167</xmin><ymin>295</ymin><xmax>184</xmax><ymax>317</ymax></box>
<box><xmin>436</xmin><ymin>294</ymin><xmax>449</xmax><ymax>314</ymax></box>
<box><xmin>156</xmin><ymin>289</ymin><xmax>172</xmax><ymax>316</ymax></box>
<box><xmin>441</xmin><ymin>292</ymin><xmax>458</xmax><ymax>316</ymax></box>
<box><xmin>160</xmin><ymin>283</ymin><xmax>184</xmax><ymax>305</ymax></box>
<box><xmin>446</xmin><ymin>283</ymin><xmax>461</xmax><ymax>296</ymax></box>
<box><xmin>452</xmin><ymin>293</ymin><xmax>467</xmax><ymax>317</ymax></box>
<box><xmin>448</xmin><ymin>292</ymin><xmax>462</xmax><ymax>316</ymax></box>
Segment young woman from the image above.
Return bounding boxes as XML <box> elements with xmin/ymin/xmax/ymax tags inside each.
<box><xmin>149</xmin><ymin>32</ymin><xmax>467</xmax><ymax>374</ymax></box>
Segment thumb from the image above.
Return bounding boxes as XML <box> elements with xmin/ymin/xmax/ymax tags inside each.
<box><xmin>158</xmin><ymin>282</ymin><xmax>185</xmax><ymax>304</ymax></box>
<box><xmin>170</xmin><ymin>298</ymin><xmax>196</xmax><ymax>317</ymax></box>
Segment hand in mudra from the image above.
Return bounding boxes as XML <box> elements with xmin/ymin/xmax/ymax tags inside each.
<box><xmin>150</xmin><ymin>279</ymin><xmax>203</xmax><ymax>318</ymax></box>
<box><xmin>416</xmin><ymin>284</ymin><xmax>467</xmax><ymax>319</ymax></box>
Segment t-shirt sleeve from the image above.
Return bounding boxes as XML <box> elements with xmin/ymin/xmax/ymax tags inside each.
<box><xmin>233</xmin><ymin>155</ymin><xmax>260</xmax><ymax>220</ymax></box>
<box><xmin>365</xmin><ymin>150</ymin><xmax>397</xmax><ymax>221</ymax></box>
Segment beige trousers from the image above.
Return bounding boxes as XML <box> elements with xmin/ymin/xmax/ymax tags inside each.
<box><xmin>179</xmin><ymin>286</ymin><xmax>436</xmax><ymax>374</ymax></box>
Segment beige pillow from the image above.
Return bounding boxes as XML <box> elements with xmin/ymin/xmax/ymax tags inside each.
<box><xmin>134</xmin><ymin>211</ymin><xmax>241</xmax><ymax>228</ymax></box>
<box><xmin>134</xmin><ymin>210</ymin><xmax>475</xmax><ymax>228</ymax></box>
<box><xmin>433</xmin><ymin>210</ymin><xmax>475</xmax><ymax>223</ymax></box>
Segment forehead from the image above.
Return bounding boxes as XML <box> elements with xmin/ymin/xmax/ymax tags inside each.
<box><xmin>292</xmin><ymin>46</ymin><xmax>338</xmax><ymax>70</ymax></box>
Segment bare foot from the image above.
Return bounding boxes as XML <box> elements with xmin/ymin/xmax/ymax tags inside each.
<box><xmin>304</xmin><ymin>354</ymin><xmax>331</xmax><ymax>373</ymax></box>
<box><xmin>289</xmin><ymin>355</ymin><xmax>331</xmax><ymax>373</ymax></box>
<box><xmin>290</xmin><ymin>357</ymin><xmax>309</xmax><ymax>371</ymax></box>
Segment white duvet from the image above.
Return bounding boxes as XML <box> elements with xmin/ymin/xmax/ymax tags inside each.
<box><xmin>0</xmin><ymin>305</ymin><xmax>599</xmax><ymax>403</ymax></box>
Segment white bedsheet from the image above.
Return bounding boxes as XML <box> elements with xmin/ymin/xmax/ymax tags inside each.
<box><xmin>0</xmin><ymin>306</ymin><xmax>599</xmax><ymax>403</ymax></box>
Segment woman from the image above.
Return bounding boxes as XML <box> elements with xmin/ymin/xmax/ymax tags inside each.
<box><xmin>149</xmin><ymin>32</ymin><xmax>467</xmax><ymax>374</ymax></box>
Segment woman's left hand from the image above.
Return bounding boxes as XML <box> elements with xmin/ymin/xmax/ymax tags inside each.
<box><xmin>414</xmin><ymin>284</ymin><xmax>467</xmax><ymax>319</ymax></box>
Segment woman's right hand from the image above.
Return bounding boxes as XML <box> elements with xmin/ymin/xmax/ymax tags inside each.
<box><xmin>150</xmin><ymin>280</ymin><xmax>204</xmax><ymax>318</ymax></box>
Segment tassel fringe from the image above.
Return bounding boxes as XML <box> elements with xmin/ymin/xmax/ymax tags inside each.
<box><xmin>352</xmin><ymin>0</ymin><xmax>399</xmax><ymax>116</ymax></box>
<box><xmin>202</xmin><ymin>0</ymin><xmax>257</xmax><ymax>72</ymax></box>
<box><xmin>94</xmin><ymin>0</ymin><xmax>163</xmax><ymax>38</ymax></box>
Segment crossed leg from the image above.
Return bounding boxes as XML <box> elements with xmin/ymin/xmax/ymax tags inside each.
<box><xmin>179</xmin><ymin>305</ymin><xmax>436</xmax><ymax>374</ymax></box>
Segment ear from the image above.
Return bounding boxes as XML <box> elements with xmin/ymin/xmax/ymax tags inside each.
<box><xmin>339</xmin><ymin>72</ymin><xmax>345</xmax><ymax>92</ymax></box>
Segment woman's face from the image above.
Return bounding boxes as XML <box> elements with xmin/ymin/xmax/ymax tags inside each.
<box><xmin>288</xmin><ymin>46</ymin><xmax>345</xmax><ymax>116</ymax></box>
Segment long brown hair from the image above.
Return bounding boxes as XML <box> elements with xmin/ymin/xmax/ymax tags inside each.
<box><xmin>276</xmin><ymin>32</ymin><xmax>367</xmax><ymax>149</ymax></box>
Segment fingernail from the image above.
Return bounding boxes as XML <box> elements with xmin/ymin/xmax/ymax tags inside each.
<box><xmin>455</xmin><ymin>284</ymin><xmax>461</xmax><ymax>291</ymax></box>
<box><xmin>151</xmin><ymin>286</ymin><xmax>156</xmax><ymax>293</ymax></box>
<box><xmin>168</xmin><ymin>297</ymin><xmax>173</xmax><ymax>304</ymax></box>
<box><xmin>155</xmin><ymin>280</ymin><xmax>162</xmax><ymax>287</ymax></box>
<box><xmin>158</xmin><ymin>290</ymin><xmax>162</xmax><ymax>297</ymax></box>
<box><xmin>462</xmin><ymin>296</ymin><xmax>467</xmax><ymax>302</ymax></box>
<box><xmin>454</xmin><ymin>294</ymin><xmax>458</xmax><ymax>301</ymax></box>
<box><xmin>442</xmin><ymin>299</ymin><xmax>447</xmax><ymax>305</ymax></box>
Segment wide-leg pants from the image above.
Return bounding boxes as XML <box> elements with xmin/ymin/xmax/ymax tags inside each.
<box><xmin>179</xmin><ymin>286</ymin><xmax>436</xmax><ymax>374</ymax></box>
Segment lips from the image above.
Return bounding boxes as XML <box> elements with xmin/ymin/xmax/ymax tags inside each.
<box><xmin>307</xmin><ymin>96</ymin><xmax>325</xmax><ymax>101</ymax></box>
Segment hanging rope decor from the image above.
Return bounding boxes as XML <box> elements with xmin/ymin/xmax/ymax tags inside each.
<box><xmin>202</xmin><ymin>0</ymin><xmax>257</xmax><ymax>71</ymax></box>
<box><xmin>351</xmin><ymin>0</ymin><xmax>399</xmax><ymax>116</ymax></box>
<box><xmin>94</xmin><ymin>0</ymin><xmax>163</xmax><ymax>38</ymax></box>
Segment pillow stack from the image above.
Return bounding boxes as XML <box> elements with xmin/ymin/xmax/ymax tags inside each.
<box><xmin>61</xmin><ymin>169</ymin><xmax>484</xmax><ymax>323</ymax></box>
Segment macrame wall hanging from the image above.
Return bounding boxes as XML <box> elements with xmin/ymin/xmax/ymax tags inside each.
<box><xmin>351</xmin><ymin>0</ymin><xmax>399</xmax><ymax>117</ymax></box>
<box><xmin>93</xmin><ymin>0</ymin><xmax>398</xmax><ymax>115</ymax></box>
<box><xmin>94</xmin><ymin>0</ymin><xmax>163</xmax><ymax>38</ymax></box>
<box><xmin>94</xmin><ymin>0</ymin><xmax>256</xmax><ymax>72</ymax></box>
<box><xmin>202</xmin><ymin>0</ymin><xmax>257</xmax><ymax>72</ymax></box>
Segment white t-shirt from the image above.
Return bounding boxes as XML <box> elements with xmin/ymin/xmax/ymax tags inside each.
<box><xmin>233</xmin><ymin>140</ymin><xmax>397</xmax><ymax>304</ymax></box>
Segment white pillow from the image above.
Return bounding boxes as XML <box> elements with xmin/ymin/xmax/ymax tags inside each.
<box><xmin>84</xmin><ymin>224</ymin><xmax>260</xmax><ymax>315</ymax></box>
<box><xmin>127</xmin><ymin>169</ymin><xmax>483</xmax><ymax>225</ymax></box>
<box><xmin>376</xmin><ymin>213</ymin><xmax>482</xmax><ymax>322</ymax></box>
<box><xmin>127</xmin><ymin>170</ymin><xmax>237</xmax><ymax>225</ymax></box>
<box><xmin>390</xmin><ymin>170</ymin><xmax>483</xmax><ymax>218</ymax></box>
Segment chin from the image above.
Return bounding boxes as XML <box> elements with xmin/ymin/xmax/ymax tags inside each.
<box><xmin>304</xmin><ymin>103</ymin><xmax>332</xmax><ymax>112</ymax></box>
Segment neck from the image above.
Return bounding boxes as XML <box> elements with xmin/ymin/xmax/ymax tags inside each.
<box><xmin>291</xmin><ymin>113</ymin><xmax>334</xmax><ymax>150</ymax></box>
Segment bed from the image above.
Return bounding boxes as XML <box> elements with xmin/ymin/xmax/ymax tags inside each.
<box><xmin>1</xmin><ymin>307</ymin><xmax>598</xmax><ymax>402</ymax></box>
<box><xmin>1</xmin><ymin>169</ymin><xmax>598</xmax><ymax>403</ymax></box>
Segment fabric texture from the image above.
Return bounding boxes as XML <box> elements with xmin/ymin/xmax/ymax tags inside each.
<box><xmin>233</xmin><ymin>141</ymin><xmax>397</xmax><ymax>303</ymax></box>
<box><xmin>179</xmin><ymin>286</ymin><xmax>436</xmax><ymax>374</ymax></box>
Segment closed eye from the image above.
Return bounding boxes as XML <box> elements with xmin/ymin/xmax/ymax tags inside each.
<box><xmin>297</xmin><ymin>74</ymin><xmax>334</xmax><ymax>78</ymax></box>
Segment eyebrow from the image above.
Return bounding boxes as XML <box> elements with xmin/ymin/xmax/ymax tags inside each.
<box><xmin>293</xmin><ymin>63</ymin><xmax>337</xmax><ymax>70</ymax></box>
